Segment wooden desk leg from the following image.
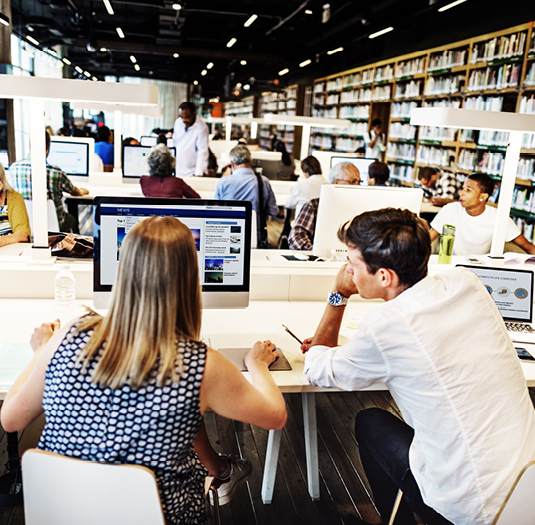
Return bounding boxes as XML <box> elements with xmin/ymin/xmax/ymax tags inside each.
<box><xmin>261</xmin><ymin>428</ymin><xmax>282</xmax><ymax>504</ymax></box>
<box><xmin>303</xmin><ymin>392</ymin><xmax>320</xmax><ymax>500</ymax></box>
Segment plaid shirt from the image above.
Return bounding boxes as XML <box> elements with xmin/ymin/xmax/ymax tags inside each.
<box><xmin>288</xmin><ymin>198</ymin><xmax>319</xmax><ymax>251</ymax></box>
<box><xmin>431</xmin><ymin>171</ymin><xmax>463</xmax><ymax>200</ymax></box>
<box><xmin>7</xmin><ymin>160</ymin><xmax>75</xmax><ymax>221</ymax></box>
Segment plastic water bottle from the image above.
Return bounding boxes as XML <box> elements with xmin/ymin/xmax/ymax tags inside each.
<box><xmin>55</xmin><ymin>264</ymin><xmax>76</xmax><ymax>313</ymax></box>
<box><xmin>438</xmin><ymin>224</ymin><xmax>456</xmax><ymax>264</ymax></box>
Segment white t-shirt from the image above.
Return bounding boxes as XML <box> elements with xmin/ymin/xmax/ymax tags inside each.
<box><xmin>363</xmin><ymin>131</ymin><xmax>385</xmax><ymax>161</ymax></box>
<box><xmin>431</xmin><ymin>202</ymin><xmax>521</xmax><ymax>256</ymax></box>
<box><xmin>304</xmin><ymin>269</ymin><xmax>535</xmax><ymax>524</ymax></box>
<box><xmin>284</xmin><ymin>174</ymin><xmax>328</xmax><ymax>217</ymax></box>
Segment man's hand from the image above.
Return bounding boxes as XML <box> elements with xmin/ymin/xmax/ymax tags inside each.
<box><xmin>30</xmin><ymin>319</ymin><xmax>61</xmax><ymax>353</ymax></box>
<box><xmin>300</xmin><ymin>337</ymin><xmax>313</xmax><ymax>354</ymax></box>
<box><xmin>244</xmin><ymin>340</ymin><xmax>278</xmax><ymax>369</ymax></box>
<box><xmin>334</xmin><ymin>263</ymin><xmax>359</xmax><ymax>298</ymax></box>
<box><xmin>430</xmin><ymin>197</ymin><xmax>454</xmax><ymax>207</ymax></box>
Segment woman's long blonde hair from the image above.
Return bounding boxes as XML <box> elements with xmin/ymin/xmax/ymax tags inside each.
<box><xmin>76</xmin><ymin>216</ymin><xmax>202</xmax><ymax>389</ymax></box>
<box><xmin>0</xmin><ymin>163</ymin><xmax>14</xmax><ymax>195</ymax></box>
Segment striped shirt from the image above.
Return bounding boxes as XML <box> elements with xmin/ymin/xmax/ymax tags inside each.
<box><xmin>0</xmin><ymin>204</ymin><xmax>12</xmax><ymax>236</ymax></box>
<box><xmin>7</xmin><ymin>159</ymin><xmax>75</xmax><ymax>222</ymax></box>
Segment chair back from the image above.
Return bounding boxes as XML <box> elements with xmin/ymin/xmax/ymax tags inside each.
<box><xmin>24</xmin><ymin>199</ymin><xmax>60</xmax><ymax>234</ymax></box>
<box><xmin>22</xmin><ymin>449</ymin><xmax>165</xmax><ymax>525</ymax></box>
<box><xmin>493</xmin><ymin>461</ymin><xmax>535</xmax><ymax>524</ymax></box>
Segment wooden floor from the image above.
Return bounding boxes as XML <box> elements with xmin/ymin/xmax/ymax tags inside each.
<box><xmin>2</xmin><ymin>389</ymin><xmax>535</xmax><ymax>525</ymax></box>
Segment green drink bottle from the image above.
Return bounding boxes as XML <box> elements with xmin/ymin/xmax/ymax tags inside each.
<box><xmin>438</xmin><ymin>224</ymin><xmax>456</xmax><ymax>264</ymax></box>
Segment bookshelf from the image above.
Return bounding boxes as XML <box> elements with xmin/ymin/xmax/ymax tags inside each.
<box><xmin>312</xmin><ymin>21</ymin><xmax>535</xmax><ymax>242</ymax></box>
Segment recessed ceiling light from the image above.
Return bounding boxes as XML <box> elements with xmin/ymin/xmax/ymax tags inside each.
<box><xmin>244</xmin><ymin>14</ymin><xmax>258</xmax><ymax>27</ymax></box>
<box><xmin>207</xmin><ymin>62</ymin><xmax>214</xmax><ymax>69</ymax></box>
<box><xmin>130</xmin><ymin>55</ymin><xmax>136</xmax><ymax>63</ymax></box>
<box><xmin>84</xmin><ymin>70</ymin><xmax>91</xmax><ymax>77</ymax></box>
<box><xmin>305</xmin><ymin>9</ymin><xmax>313</xmax><ymax>14</ymax></box>
<box><xmin>62</xmin><ymin>57</ymin><xmax>71</xmax><ymax>65</ymax></box>
<box><xmin>193</xmin><ymin>80</ymin><xmax>198</xmax><ymax>85</ymax></box>
<box><xmin>92</xmin><ymin>76</ymin><xmax>98</xmax><ymax>81</ymax></box>
<box><xmin>243</xmin><ymin>84</ymin><xmax>251</xmax><ymax>91</ymax></box>
<box><xmin>299</xmin><ymin>59</ymin><xmax>312</xmax><ymax>68</ymax></box>
<box><xmin>48</xmin><ymin>48</ymin><xmax>58</xmax><ymax>56</ymax></box>
<box><xmin>116</xmin><ymin>27</ymin><xmax>125</xmax><ymax>38</ymax></box>
<box><xmin>438</xmin><ymin>0</ymin><xmax>468</xmax><ymax>11</ymax></box>
<box><xmin>27</xmin><ymin>25</ymin><xmax>34</xmax><ymax>31</ymax></box>
<box><xmin>236</xmin><ymin>83</ymin><xmax>242</xmax><ymax>88</ymax></box>
<box><xmin>327</xmin><ymin>46</ymin><xmax>344</xmax><ymax>55</ymax></box>
<box><xmin>0</xmin><ymin>13</ymin><xmax>10</xmax><ymax>26</ymax></box>
<box><xmin>173</xmin><ymin>53</ymin><xmax>179</xmax><ymax>58</ymax></box>
<box><xmin>100</xmin><ymin>47</ymin><xmax>107</xmax><ymax>52</ymax></box>
<box><xmin>27</xmin><ymin>35</ymin><xmax>40</xmax><ymax>46</ymax></box>
<box><xmin>102</xmin><ymin>0</ymin><xmax>114</xmax><ymax>16</ymax></box>
<box><xmin>368</xmin><ymin>27</ymin><xmax>394</xmax><ymax>39</ymax></box>
<box><xmin>75</xmin><ymin>66</ymin><xmax>83</xmax><ymax>73</ymax></box>
<box><xmin>227</xmin><ymin>37</ymin><xmax>237</xmax><ymax>48</ymax></box>
<box><xmin>201</xmin><ymin>69</ymin><xmax>207</xmax><ymax>76</ymax></box>
<box><xmin>172</xmin><ymin>3</ymin><xmax>182</xmax><ymax>10</ymax></box>
<box><xmin>240</xmin><ymin>60</ymin><xmax>247</xmax><ymax>66</ymax></box>
<box><xmin>278</xmin><ymin>68</ymin><xmax>289</xmax><ymax>76</ymax></box>
<box><xmin>134</xmin><ymin>64</ymin><xmax>140</xmax><ymax>71</ymax></box>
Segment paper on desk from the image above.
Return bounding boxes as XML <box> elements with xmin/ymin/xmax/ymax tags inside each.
<box><xmin>0</xmin><ymin>342</ymin><xmax>34</xmax><ymax>387</ymax></box>
<box><xmin>339</xmin><ymin>309</ymin><xmax>365</xmax><ymax>339</ymax></box>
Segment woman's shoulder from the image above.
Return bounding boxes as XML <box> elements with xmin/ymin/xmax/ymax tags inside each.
<box><xmin>6</xmin><ymin>189</ymin><xmax>25</xmax><ymax>204</ymax></box>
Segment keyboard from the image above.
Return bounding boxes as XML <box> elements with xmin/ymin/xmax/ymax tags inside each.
<box><xmin>506</xmin><ymin>322</ymin><xmax>535</xmax><ymax>333</ymax></box>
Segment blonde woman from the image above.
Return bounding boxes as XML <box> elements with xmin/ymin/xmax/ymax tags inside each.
<box><xmin>1</xmin><ymin>216</ymin><xmax>287</xmax><ymax>523</ymax></box>
<box><xmin>0</xmin><ymin>163</ymin><xmax>31</xmax><ymax>247</ymax></box>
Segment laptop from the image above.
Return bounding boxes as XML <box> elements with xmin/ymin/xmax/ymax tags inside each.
<box><xmin>458</xmin><ymin>265</ymin><xmax>535</xmax><ymax>343</ymax></box>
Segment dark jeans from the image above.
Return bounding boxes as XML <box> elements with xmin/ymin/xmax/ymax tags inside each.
<box><xmin>355</xmin><ymin>408</ymin><xmax>453</xmax><ymax>525</ymax></box>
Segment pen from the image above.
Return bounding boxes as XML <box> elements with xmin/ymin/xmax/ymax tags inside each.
<box><xmin>282</xmin><ymin>324</ymin><xmax>303</xmax><ymax>345</ymax></box>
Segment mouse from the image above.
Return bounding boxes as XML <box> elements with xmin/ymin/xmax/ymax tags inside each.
<box><xmin>293</xmin><ymin>252</ymin><xmax>309</xmax><ymax>261</ymax></box>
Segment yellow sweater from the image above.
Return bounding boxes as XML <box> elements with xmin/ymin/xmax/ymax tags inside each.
<box><xmin>6</xmin><ymin>190</ymin><xmax>31</xmax><ymax>240</ymax></box>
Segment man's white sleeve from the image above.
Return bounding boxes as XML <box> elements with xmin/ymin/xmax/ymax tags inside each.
<box><xmin>430</xmin><ymin>206</ymin><xmax>448</xmax><ymax>233</ymax></box>
<box><xmin>506</xmin><ymin>216</ymin><xmax>522</xmax><ymax>242</ymax></box>
<box><xmin>194</xmin><ymin>125</ymin><xmax>210</xmax><ymax>176</ymax></box>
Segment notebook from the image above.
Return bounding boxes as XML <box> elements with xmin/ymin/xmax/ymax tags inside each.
<box><xmin>459</xmin><ymin>265</ymin><xmax>535</xmax><ymax>343</ymax></box>
<box><xmin>217</xmin><ymin>347</ymin><xmax>292</xmax><ymax>372</ymax></box>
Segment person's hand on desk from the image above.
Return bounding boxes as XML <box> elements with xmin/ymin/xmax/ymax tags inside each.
<box><xmin>430</xmin><ymin>197</ymin><xmax>455</xmax><ymax>207</ymax></box>
<box><xmin>30</xmin><ymin>319</ymin><xmax>61</xmax><ymax>352</ymax></box>
<box><xmin>245</xmin><ymin>340</ymin><xmax>278</xmax><ymax>370</ymax></box>
<box><xmin>72</xmin><ymin>187</ymin><xmax>90</xmax><ymax>197</ymax></box>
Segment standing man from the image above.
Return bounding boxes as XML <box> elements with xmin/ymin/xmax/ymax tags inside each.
<box><xmin>363</xmin><ymin>119</ymin><xmax>386</xmax><ymax>161</ymax></box>
<box><xmin>302</xmin><ymin>208</ymin><xmax>535</xmax><ymax>525</ymax></box>
<box><xmin>173</xmin><ymin>102</ymin><xmax>209</xmax><ymax>177</ymax></box>
<box><xmin>8</xmin><ymin>131</ymin><xmax>89</xmax><ymax>233</ymax></box>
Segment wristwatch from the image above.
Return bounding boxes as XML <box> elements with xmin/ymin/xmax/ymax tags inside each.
<box><xmin>327</xmin><ymin>291</ymin><xmax>349</xmax><ymax>307</ymax></box>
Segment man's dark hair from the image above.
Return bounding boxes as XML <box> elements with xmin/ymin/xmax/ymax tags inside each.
<box><xmin>179</xmin><ymin>101</ymin><xmax>196</xmax><ymax>113</ymax></box>
<box><xmin>300</xmin><ymin>155</ymin><xmax>322</xmax><ymax>176</ymax></box>
<box><xmin>417</xmin><ymin>166</ymin><xmax>440</xmax><ymax>182</ymax></box>
<box><xmin>97</xmin><ymin>126</ymin><xmax>111</xmax><ymax>142</ymax></box>
<box><xmin>356</xmin><ymin>147</ymin><xmax>366</xmax><ymax>154</ymax></box>
<box><xmin>368</xmin><ymin>161</ymin><xmax>389</xmax><ymax>185</ymax></box>
<box><xmin>45</xmin><ymin>130</ymin><xmax>51</xmax><ymax>151</ymax></box>
<box><xmin>338</xmin><ymin>208</ymin><xmax>431</xmax><ymax>288</ymax></box>
<box><xmin>371</xmin><ymin>118</ymin><xmax>382</xmax><ymax>128</ymax></box>
<box><xmin>468</xmin><ymin>173</ymin><xmax>494</xmax><ymax>198</ymax></box>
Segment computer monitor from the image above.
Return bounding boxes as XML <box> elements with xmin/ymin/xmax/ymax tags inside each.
<box><xmin>0</xmin><ymin>151</ymin><xmax>8</xmax><ymax>168</ymax></box>
<box><xmin>312</xmin><ymin>185</ymin><xmax>424</xmax><ymax>257</ymax></box>
<box><xmin>140</xmin><ymin>135</ymin><xmax>157</xmax><ymax>146</ymax></box>
<box><xmin>122</xmin><ymin>144</ymin><xmax>176</xmax><ymax>178</ymax></box>
<box><xmin>330</xmin><ymin>156</ymin><xmax>377</xmax><ymax>186</ymax></box>
<box><xmin>47</xmin><ymin>140</ymin><xmax>90</xmax><ymax>177</ymax></box>
<box><xmin>93</xmin><ymin>196</ymin><xmax>252</xmax><ymax>309</ymax></box>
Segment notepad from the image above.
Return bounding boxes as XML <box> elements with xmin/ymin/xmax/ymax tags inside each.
<box><xmin>0</xmin><ymin>342</ymin><xmax>34</xmax><ymax>388</ymax></box>
<box><xmin>218</xmin><ymin>347</ymin><xmax>292</xmax><ymax>372</ymax></box>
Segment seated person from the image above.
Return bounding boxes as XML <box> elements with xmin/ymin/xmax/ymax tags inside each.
<box><xmin>430</xmin><ymin>173</ymin><xmax>535</xmax><ymax>255</ymax></box>
<box><xmin>212</xmin><ymin>127</ymin><xmax>224</xmax><ymax>141</ymax></box>
<box><xmin>355</xmin><ymin>146</ymin><xmax>366</xmax><ymax>158</ymax></box>
<box><xmin>140</xmin><ymin>144</ymin><xmax>200</xmax><ymax>199</ymax></box>
<box><xmin>274</xmin><ymin>140</ymin><xmax>295</xmax><ymax>180</ymax></box>
<box><xmin>1</xmin><ymin>216</ymin><xmax>287</xmax><ymax>520</ymax></box>
<box><xmin>302</xmin><ymin>208</ymin><xmax>535</xmax><ymax>525</ymax></box>
<box><xmin>94</xmin><ymin>125</ymin><xmax>114</xmax><ymax>170</ymax></box>
<box><xmin>246</xmin><ymin>138</ymin><xmax>260</xmax><ymax>152</ymax></box>
<box><xmin>122</xmin><ymin>137</ymin><xmax>140</xmax><ymax>147</ymax></box>
<box><xmin>285</xmin><ymin>155</ymin><xmax>328</xmax><ymax>218</ymax></box>
<box><xmin>418</xmin><ymin>166</ymin><xmax>462</xmax><ymax>206</ymax></box>
<box><xmin>368</xmin><ymin>161</ymin><xmax>389</xmax><ymax>186</ymax></box>
<box><xmin>288</xmin><ymin>162</ymin><xmax>361</xmax><ymax>251</ymax></box>
<box><xmin>0</xmin><ymin>163</ymin><xmax>31</xmax><ymax>247</ymax></box>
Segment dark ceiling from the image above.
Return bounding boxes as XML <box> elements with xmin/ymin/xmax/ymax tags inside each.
<box><xmin>7</xmin><ymin>0</ymin><xmax>535</xmax><ymax>99</ymax></box>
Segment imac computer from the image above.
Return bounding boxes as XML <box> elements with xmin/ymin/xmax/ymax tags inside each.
<box><xmin>312</xmin><ymin>185</ymin><xmax>424</xmax><ymax>257</ymax></box>
<box><xmin>122</xmin><ymin>144</ymin><xmax>177</xmax><ymax>179</ymax></box>
<box><xmin>47</xmin><ymin>140</ymin><xmax>90</xmax><ymax>177</ymax></box>
<box><xmin>330</xmin><ymin>156</ymin><xmax>377</xmax><ymax>186</ymax></box>
<box><xmin>93</xmin><ymin>196</ymin><xmax>252</xmax><ymax>309</ymax></box>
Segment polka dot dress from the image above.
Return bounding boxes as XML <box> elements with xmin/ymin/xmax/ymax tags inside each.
<box><xmin>38</xmin><ymin>325</ymin><xmax>208</xmax><ymax>525</ymax></box>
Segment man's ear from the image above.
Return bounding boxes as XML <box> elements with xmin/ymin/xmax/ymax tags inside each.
<box><xmin>480</xmin><ymin>192</ymin><xmax>489</xmax><ymax>203</ymax></box>
<box><xmin>377</xmin><ymin>268</ymin><xmax>399</xmax><ymax>288</ymax></box>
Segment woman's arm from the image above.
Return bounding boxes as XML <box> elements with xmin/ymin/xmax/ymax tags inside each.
<box><xmin>0</xmin><ymin>231</ymin><xmax>30</xmax><ymax>247</ymax></box>
<box><xmin>6</xmin><ymin>191</ymin><xmax>31</xmax><ymax>242</ymax></box>
<box><xmin>200</xmin><ymin>342</ymin><xmax>287</xmax><ymax>430</ymax></box>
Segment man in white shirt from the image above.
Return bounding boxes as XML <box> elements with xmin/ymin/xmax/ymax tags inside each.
<box><xmin>430</xmin><ymin>173</ymin><xmax>535</xmax><ymax>255</ymax></box>
<box><xmin>285</xmin><ymin>155</ymin><xmax>328</xmax><ymax>218</ymax></box>
<box><xmin>363</xmin><ymin>118</ymin><xmax>385</xmax><ymax>161</ymax></box>
<box><xmin>173</xmin><ymin>102</ymin><xmax>209</xmax><ymax>177</ymax></box>
<box><xmin>302</xmin><ymin>208</ymin><xmax>535</xmax><ymax>525</ymax></box>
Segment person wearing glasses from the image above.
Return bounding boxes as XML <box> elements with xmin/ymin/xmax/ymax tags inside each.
<box><xmin>288</xmin><ymin>163</ymin><xmax>361</xmax><ymax>251</ymax></box>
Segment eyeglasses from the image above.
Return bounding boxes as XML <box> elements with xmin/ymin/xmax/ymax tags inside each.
<box><xmin>339</xmin><ymin>178</ymin><xmax>361</xmax><ymax>185</ymax></box>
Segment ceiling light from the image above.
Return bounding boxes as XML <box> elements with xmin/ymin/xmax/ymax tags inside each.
<box><xmin>84</xmin><ymin>71</ymin><xmax>91</xmax><ymax>77</ymax></box>
<box><xmin>305</xmin><ymin>9</ymin><xmax>313</xmax><ymax>15</ymax></box>
<box><xmin>240</xmin><ymin>60</ymin><xmax>247</xmax><ymax>66</ymax></box>
<box><xmin>100</xmin><ymin>47</ymin><xmax>107</xmax><ymax>52</ymax></box>
<box><xmin>322</xmin><ymin>4</ymin><xmax>330</xmax><ymax>23</ymax></box>
<box><xmin>299</xmin><ymin>59</ymin><xmax>312</xmax><ymax>68</ymax></box>
<box><xmin>201</xmin><ymin>69</ymin><xmax>207</xmax><ymax>76</ymax></box>
<box><xmin>102</xmin><ymin>0</ymin><xmax>114</xmax><ymax>16</ymax></box>
<box><xmin>27</xmin><ymin>35</ymin><xmax>40</xmax><ymax>46</ymax></box>
<box><xmin>227</xmin><ymin>37</ymin><xmax>237</xmax><ymax>48</ymax></box>
<box><xmin>62</xmin><ymin>57</ymin><xmax>71</xmax><ymax>65</ymax></box>
<box><xmin>173</xmin><ymin>53</ymin><xmax>179</xmax><ymax>58</ymax></box>
<box><xmin>48</xmin><ymin>48</ymin><xmax>58</xmax><ymax>56</ymax></box>
<box><xmin>172</xmin><ymin>3</ymin><xmax>182</xmax><ymax>10</ymax></box>
<box><xmin>244</xmin><ymin>14</ymin><xmax>258</xmax><ymax>27</ymax></box>
<box><xmin>369</xmin><ymin>26</ymin><xmax>394</xmax><ymax>39</ymax></box>
<box><xmin>193</xmin><ymin>80</ymin><xmax>198</xmax><ymax>85</ymax></box>
<box><xmin>130</xmin><ymin>55</ymin><xmax>136</xmax><ymax>63</ymax></box>
<box><xmin>207</xmin><ymin>62</ymin><xmax>214</xmax><ymax>69</ymax></box>
<box><xmin>92</xmin><ymin>76</ymin><xmax>98</xmax><ymax>81</ymax></box>
<box><xmin>327</xmin><ymin>47</ymin><xmax>343</xmax><ymax>55</ymax></box>
<box><xmin>75</xmin><ymin>66</ymin><xmax>83</xmax><ymax>73</ymax></box>
<box><xmin>279</xmin><ymin>68</ymin><xmax>289</xmax><ymax>76</ymax></box>
<box><xmin>27</xmin><ymin>25</ymin><xmax>34</xmax><ymax>31</ymax></box>
<box><xmin>438</xmin><ymin>0</ymin><xmax>468</xmax><ymax>11</ymax></box>
<box><xmin>0</xmin><ymin>13</ymin><xmax>10</xmax><ymax>26</ymax></box>
<box><xmin>236</xmin><ymin>82</ymin><xmax>242</xmax><ymax>88</ymax></box>
<box><xmin>134</xmin><ymin>64</ymin><xmax>140</xmax><ymax>71</ymax></box>
<box><xmin>116</xmin><ymin>27</ymin><xmax>125</xmax><ymax>38</ymax></box>
<box><xmin>243</xmin><ymin>84</ymin><xmax>251</xmax><ymax>91</ymax></box>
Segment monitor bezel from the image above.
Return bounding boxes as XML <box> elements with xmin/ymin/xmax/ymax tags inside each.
<box><xmin>48</xmin><ymin>139</ymin><xmax>90</xmax><ymax>177</ymax></box>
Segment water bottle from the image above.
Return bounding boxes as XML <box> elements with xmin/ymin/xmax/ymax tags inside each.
<box><xmin>55</xmin><ymin>264</ymin><xmax>76</xmax><ymax>313</ymax></box>
<box><xmin>438</xmin><ymin>224</ymin><xmax>456</xmax><ymax>264</ymax></box>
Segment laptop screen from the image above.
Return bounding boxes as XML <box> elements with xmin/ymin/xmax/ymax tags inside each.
<box><xmin>459</xmin><ymin>265</ymin><xmax>534</xmax><ymax>323</ymax></box>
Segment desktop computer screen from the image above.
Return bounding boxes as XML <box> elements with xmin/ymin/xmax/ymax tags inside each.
<box><xmin>313</xmin><ymin>185</ymin><xmax>424</xmax><ymax>257</ymax></box>
<box><xmin>0</xmin><ymin>151</ymin><xmax>8</xmax><ymax>168</ymax></box>
<box><xmin>140</xmin><ymin>135</ymin><xmax>157</xmax><ymax>147</ymax></box>
<box><xmin>48</xmin><ymin>140</ymin><xmax>90</xmax><ymax>177</ymax></box>
<box><xmin>93</xmin><ymin>196</ymin><xmax>252</xmax><ymax>309</ymax></box>
<box><xmin>122</xmin><ymin>145</ymin><xmax>177</xmax><ymax>178</ymax></box>
<box><xmin>330</xmin><ymin>156</ymin><xmax>377</xmax><ymax>186</ymax></box>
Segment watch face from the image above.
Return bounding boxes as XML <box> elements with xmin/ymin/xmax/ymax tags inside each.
<box><xmin>329</xmin><ymin>292</ymin><xmax>342</xmax><ymax>306</ymax></box>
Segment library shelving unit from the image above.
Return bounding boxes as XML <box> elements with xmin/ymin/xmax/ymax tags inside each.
<box><xmin>312</xmin><ymin>21</ymin><xmax>535</xmax><ymax>241</ymax></box>
<box><xmin>221</xmin><ymin>96</ymin><xmax>256</xmax><ymax>138</ymax></box>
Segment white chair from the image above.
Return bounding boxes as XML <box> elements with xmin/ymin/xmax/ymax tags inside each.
<box><xmin>23</xmin><ymin>199</ymin><xmax>60</xmax><ymax>235</ymax></box>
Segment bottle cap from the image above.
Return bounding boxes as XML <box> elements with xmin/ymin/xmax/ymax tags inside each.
<box><xmin>442</xmin><ymin>224</ymin><xmax>455</xmax><ymax>235</ymax></box>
